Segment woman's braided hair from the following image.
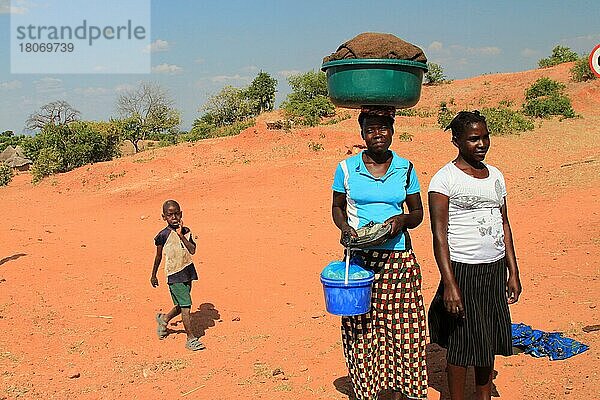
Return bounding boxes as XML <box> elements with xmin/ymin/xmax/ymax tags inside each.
<box><xmin>445</xmin><ymin>110</ymin><xmax>487</xmax><ymax>139</ymax></box>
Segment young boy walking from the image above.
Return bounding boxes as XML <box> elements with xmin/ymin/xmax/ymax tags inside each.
<box><xmin>151</xmin><ymin>199</ymin><xmax>205</xmax><ymax>351</ymax></box>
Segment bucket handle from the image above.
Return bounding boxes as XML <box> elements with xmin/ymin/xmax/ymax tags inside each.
<box><xmin>345</xmin><ymin>246</ymin><xmax>350</xmax><ymax>285</ymax></box>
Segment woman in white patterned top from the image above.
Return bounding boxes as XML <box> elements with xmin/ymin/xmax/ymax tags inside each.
<box><xmin>427</xmin><ymin>111</ymin><xmax>522</xmax><ymax>400</ymax></box>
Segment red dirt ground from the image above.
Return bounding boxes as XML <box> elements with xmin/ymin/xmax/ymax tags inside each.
<box><xmin>1</xmin><ymin>63</ymin><xmax>599</xmax><ymax>399</ymax></box>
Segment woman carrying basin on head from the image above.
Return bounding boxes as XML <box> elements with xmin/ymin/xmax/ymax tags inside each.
<box><xmin>331</xmin><ymin>106</ymin><xmax>428</xmax><ymax>400</ymax></box>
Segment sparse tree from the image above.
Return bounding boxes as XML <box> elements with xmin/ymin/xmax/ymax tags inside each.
<box><xmin>571</xmin><ymin>56</ymin><xmax>597</xmax><ymax>82</ymax></box>
<box><xmin>246</xmin><ymin>71</ymin><xmax>277</xmax><ymax>115</ymax></box>
<box><xmin>538</xmin><ymin>45</ymin><xmax>579</xmax><ymax>68</ymax></box>
<box><xmin>201</xmin><ymin>85</ymin><xmax>253</xmax><ymax>127</ymax></box>
<box><xmin>26</xmin><ymin>100</ymin><xmax>81</xmax><ymax>130</ymax></box>
<box><xmin>282</xmin><ymin>71</ymin><xmax>334</xmax><ymax>126</ymax></box>
<box><xmin>425</xmin><ymin>62</ymin><xmax>446</xmax><ymax>85</ymax></box>
<box><xmin>112</xmin><ymin>117</ymin><xmax>144</xmax><ymax>153</ymax></box>
<box><xmin>115</xmin><ymin>82</ymin><xmax>180</xmax><ymax>152</ymax></box>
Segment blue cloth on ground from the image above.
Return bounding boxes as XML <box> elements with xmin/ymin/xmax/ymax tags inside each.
<box><xmin>321</xmin><ymin>259</ymin><xmax>372</xmax><ymax>280</ymax></box>
<box><xmin>512</xmin><ymin>323</ymin><xmax>589</xmax><ymax>361</ymax></box>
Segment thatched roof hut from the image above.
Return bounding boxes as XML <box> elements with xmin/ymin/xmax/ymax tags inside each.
<box><xmin>1</xmin><ymin>145</ymin><xmax>32</xmax><ymax>171</ymax></box>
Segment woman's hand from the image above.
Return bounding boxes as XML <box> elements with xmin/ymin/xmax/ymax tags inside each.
<box><xmin>340</xmin><ymin>225</ymin><xmax>358</xmax><ymax>247</ymax></box>
<box><xmin>507</xmin><ymin>274</ymin><xmax>522</xmax><ymax>304</ymax></box>
<box><xmin>384</xmin><ymin>214</ymin><xmax>406</xmax><ymax>238</ymax></box>
<box><xmin>443</xmin><ymin>282</ymin><xmax>465</xmax><ymax>318</ymax></box>
<box><xmin>384</xmin><ymin>194</ymin><xmax>424</xmax><ymax>238</ymax></box>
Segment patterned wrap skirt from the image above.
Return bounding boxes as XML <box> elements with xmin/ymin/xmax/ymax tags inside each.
<box><xmin>428</xmin><ymin>258</ymin><xmax>513</xmax><ymax>367</ymax></box>
<box><xmin>341</xmin><ymin>249</ymin><xmax>428</xmax><ymax>400</ymax></box>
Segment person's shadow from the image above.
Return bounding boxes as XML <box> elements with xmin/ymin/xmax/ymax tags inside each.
<box><xmin>168</xmin><ymin>303</ymin><xmax>220</xmax><ymax>338</ymax></box>
<box><xmin>333</xmin><ymin>344</ymin><xmax>500</xmax><ymax>400</ymax></box>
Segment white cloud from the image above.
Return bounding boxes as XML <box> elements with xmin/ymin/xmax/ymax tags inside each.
<box><xmin>469</xmin><ymin>46</ymin><xmax>501</xmax><ymax>56</ymax></box>
<box><xmin>520</xmin><ymin>48</ymin><xmax>539</xmax><ymax>58</ymax></box>
<box><xmin>34</xmin><ymin>77</ymin><xmax>64</xmax><ymax>94</ymax></box>
<box><xmin>144</xmin><ymin>39</ymin><xmax>170</xmax><ymax>53</ymax></box>
<box><xmin>278</xmin><ymin>70</ymin><xmax>302</xmax><ymax>78</ymax></box>
<box><xmin>210</xmin><ymin>74</ymin><xmax>250</xmax><ymax>83</ymax></box>
<box><xmin>194</xmin><ymin>73</ymin><xmax>253</xmax><ymax>88</ymax></box>
<box><xmin>152</xmin><ymin>63</ymin><xmax>183</xmax><ymax>75</ymax></box>
<box><xmin>241</xmin><ymin>65</ymin><xmax>260</xmax><ymax>73</ymax></box>
<box><xmin>194</xmin><ymin>58</ymin><xmax>205</xmax><ymax>64</ymax></box>
<box><xmin>114</xmin><ymin>84</ymin><xmax>135</xmax><ymax>93</ymax></box>
<box><xmin>73</xmin><ymin>87</ymin><xmax>110</xmax><ymax>96</ymax></box>
<box><xmin>0</xmin><ymin>80</ymin><xmax>22</xmax><ymax>90</ymax></box>
<box><xmin>435</xmin><ymin>44</ymin><xmax>502</xmax><ymax>57</ymax></box>
<box><xmin>0</xmin><ymin>0</ymin><xmax>28</xmax><ymax>14</ymax></box>
<box><xmin>428</xmin><ymin>41</ymin><xmax>443</xmax><ymax>51</ymax></box>
<box><xmin>565</xmin><ymin>33</ymin><xmax>600</xmax><ymax>42</ymax></box>
<box><xmin>560</xmin><ymin>33</ymin><xmax>600</xmax><ymax>54</ymax></box>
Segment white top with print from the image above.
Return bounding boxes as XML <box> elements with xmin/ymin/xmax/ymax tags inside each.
<box><xmin>428</xmin><ymin>162</ymin><xmax>507</xmax><ymax>263</ymax></box>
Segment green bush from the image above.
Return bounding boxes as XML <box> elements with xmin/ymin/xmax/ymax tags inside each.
<box><xmin>216</xmin><ymin>119</ymin><xmax>255</xmax><ymax>138</ymax></box>
<box><xmin>438</xmin><ymin>103</ymin><xmax>534</xmax><ymax>135</ymax></box>
<box><xmin>180</xmin><ymin>121</ymin><xmax>216</xmax><ymax>142</ymax></box>
<box><xmin>24</xmin><ymin>122</ymin><xmax>121</xmax><ymax>182</ymax></box>
<box><xmin>522</xmin><ymin>77</ymin><xmax>576</xmax><ymax>119</ymax></box>
<box><xmin>525</xmin><ymin>77</ymin><xmax>565</xmax><ymax>100</ymax></box>
<box><xmin>282</xmin><ymin>71</ymin><xmax>335</xmax><ymax>126</ymax></box>
<box><xmin>322</xmin><ymin>111</ymin><xmax>352</xmax><ymax>125</ymax></box>
<box><xmin>397</xmin><ymin>132</ymin><xmax>413</xmax><ymax>142</ymax></box>
<box><xmin>0</xmin><ymin>163</ymin><xmax>13</xmax><ymax>186</ymax></box>
<box><xmin>307</xmin><ymin>140</ymin><xmax>324</xmax><ymax>151</ymax></box>
<box><xmin>0</xmin><ymin>131</ymin><xmax>28</xmax><ymax>152</ymax></box>
<box><xmin>152</xmin><ymin>132</ymin><xmax>179</xmax><ymax>147</ymax></box>
<box><xmin>538</xmin><ymin>45</ymin><xmax>578</xmax><ymax>68</ymax></box>
<box><xmin>480</xmin><ymin>106</ymin><xmax>534</xmax><ymax>135</ymax></box>
<box><xmin>522</xmin><ymin>95</ymin><xmax>575</xmax><ymax>119</ymax></box>
<box><xmin>31</xmin><ymin>148</ymin><xmax>63</xmax><ymax>183</ymax></box>
<box><xmin>571</xmin><ymin>56</ymin><xmax>597</xmax><ymax>82</ymax></box>
<box><xmin>181</xmin><ymin>119</ymin><xmax>255</xmax><ymax>142</ymax></box>
<box><xmin>425</xmin><ymin>62</ymin><xmax>446</xmax><ymax>85</ymax></box>
<box><xmin>286</xmin><ymin>95</ymin><xmax>335</xmax><ymax>126</ymax></box>
<box><xmin>396</xmin><ymin>108</ymin><xmax>434</xmax><ymax>118</ymax></box>
<box><xmin>437</xmin><ymin>102</ymin><xmax>455</xmax><ymax>129</ymax></box>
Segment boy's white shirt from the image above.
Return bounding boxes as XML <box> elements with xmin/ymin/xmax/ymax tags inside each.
<box><xmin>163</xmin><ymin>229</ymin><xmax>194</xmax><ymax>277</ymax></box>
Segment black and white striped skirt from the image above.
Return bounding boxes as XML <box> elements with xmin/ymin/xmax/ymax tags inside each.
<box><xmin>428</xmin><ymin>258</ymin><xmax>512</xmax><ymax>367</ymax></box>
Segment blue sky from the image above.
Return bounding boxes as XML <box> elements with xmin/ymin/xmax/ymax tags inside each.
<box><xmin>1</xmin><ymin>0</ymin><xmax>599</xmax><ymax>132</ymax></box>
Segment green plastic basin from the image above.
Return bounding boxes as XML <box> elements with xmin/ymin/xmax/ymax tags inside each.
<box><xmin>321</xmin><ymin>59</ymin><xmax>427</xmax><ymax>109</ymax></box>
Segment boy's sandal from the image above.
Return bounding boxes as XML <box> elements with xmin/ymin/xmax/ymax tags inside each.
<box><xmin>185</xmin><ymin>337</ymin><xmax>206</xmax><ymax>351</ymax></box>
<box><xmin>156</xmin><ymin>313</ymin><xmax>168</xmax><ymax>339</ymax></box>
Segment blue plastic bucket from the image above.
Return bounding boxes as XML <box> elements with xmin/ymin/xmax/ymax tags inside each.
<box><xmin>320</xmin><ymin>272</ymin><xmax>374</xmax><ymax>316</ymax></box>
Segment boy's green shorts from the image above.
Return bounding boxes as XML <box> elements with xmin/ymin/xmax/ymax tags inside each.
<box><xmin>168</xmin><ymin>282</ymin><xmax>192</xmax><ymax>308</ymax></box>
